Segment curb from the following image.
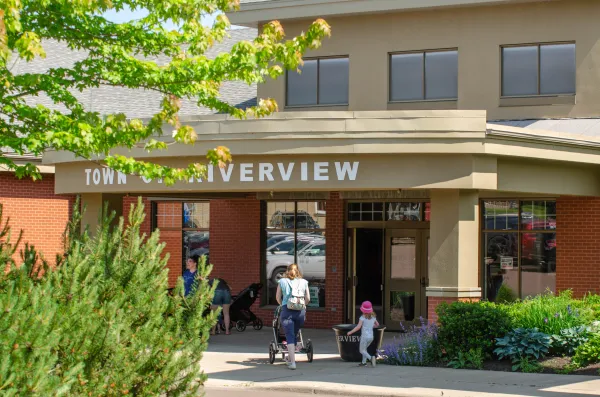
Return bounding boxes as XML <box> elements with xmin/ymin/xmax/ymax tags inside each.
<box><xmin>204</xmin><ymin>380</ymin><xmax>450</xmax><ymax>397</ymax></box>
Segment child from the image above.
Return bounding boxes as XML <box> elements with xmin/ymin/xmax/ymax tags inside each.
<box><xmin>347</xmin><ymin>301</ymin><xmax>379</xmax><ymax>367</ymax></box>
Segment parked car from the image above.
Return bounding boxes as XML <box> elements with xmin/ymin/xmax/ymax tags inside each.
<box><xmin>268</xmin><ymin>210</ymin><xmax>320</xmax><ymax>229</ymax></box>
<box><xmin>266</xmin><ymin>237</ymin><xmax>325</xmax><ymax>284</ymax></box>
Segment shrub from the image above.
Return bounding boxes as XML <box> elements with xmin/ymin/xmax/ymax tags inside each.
<box><xmin>572</xmin><ymin>333</ymin><xmax>600</xmax><ymax>367</ymax></box>
<box><xmin>447</xmin><ymin>348</ymin><xmax>484</xmax><ymax>370</ymax></box>
<box><xmin>505</xmin><ymin>291</ymin><xmax>594</xmax><ymax>335</ymax></box>
<box><xmin>514</xmin><ymin>357</ymin><xmax>543</xmax><ymax>373</ymax></box>
<box><xmin>551</xmin><ymin>326</ymin><xmax>592</xmax><ymax>356</ymax></box>
<box><xmin>379</xmin><ymin>318</ymin><xmax>441</xmax><ymax>366</ymax></box>
<box><xmin>494</xmin><ymin>328</ymin><xmax>552</xmax><ymax>371</ymax></box>
<box><xmin>0</xmin><ymin>199</ymin><xmax>218</xmax><ymax>396</ymax></box>
<box><xmin>496</xmin><ymin>284</ymin><xmax>517</xmax><ymax>304</ymax></box>
<box><xmin>436</xmin><ymin>301</ymin><xmax>512</xmax><ymax>358</ymax></box>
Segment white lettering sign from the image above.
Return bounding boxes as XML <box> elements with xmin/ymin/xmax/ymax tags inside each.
<box><xmin>82</xmin><ymin>161</ymin><xmax>360</xmax><ymax>186</ymax></box>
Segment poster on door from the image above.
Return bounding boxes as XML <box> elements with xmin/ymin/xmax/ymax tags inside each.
<box><xmin>308</xmin><ymin>286</ymin><xmax>320</xmax><ymax>308</ymax></box>
<box><xmin>501</xmin><ymin>257</ymin><xmax>514</xmax><ymax>270</ymax></box>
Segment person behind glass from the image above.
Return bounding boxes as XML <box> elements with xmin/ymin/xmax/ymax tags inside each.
<box><xmin>276</xmin><ymin>263</ymin><xmax>310</xmax><ymax>370</ymax></box>
<box><xmin>183</xmin><ymin>255</ymin><xmax>199</xmax><ymax>297</ymax></box>
<box><xmin>209</xmin><ymin>276</ymin><xmax>232</xmax><ymax>335</ymax></box>
<box><xmin>347</xmin><ymin>301</ymin><xmax>379</xmax><ymax>367</ymax></box>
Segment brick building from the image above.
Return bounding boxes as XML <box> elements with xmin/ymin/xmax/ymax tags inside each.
<box><xmin>5</xmin><ymin>0</ymin><xmax>600</xmax><ymax>330</ymax></box>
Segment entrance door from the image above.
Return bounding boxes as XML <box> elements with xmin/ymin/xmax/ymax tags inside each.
<box><xmin>346</xmin><ymin>229</ymin><xmax>384</xmax><ymax>324</ymax></box>
<box><xmin>384</xmin><ymin>229</ymin><xmax>428</xmax><ymax>330</ymax></box>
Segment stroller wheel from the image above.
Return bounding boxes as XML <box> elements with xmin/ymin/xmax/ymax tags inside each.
<box><xmin>235</xmin><ymin>320</ymin><xmax>247</xmax><ymax>332</ymax></box>
<box><xmin>268</xmin><ymin>343</ymin><xmax>276</xmax><ymax>364</ymax></box>
<box><xmin>253</xmin><ymin>318</ymin><xmax>263</xmax><ymax>330</ymax></box>
<box><xmin>306</xmin><ymin>340</ymin><xmax>314</xmax><ymax>363</ymax></box>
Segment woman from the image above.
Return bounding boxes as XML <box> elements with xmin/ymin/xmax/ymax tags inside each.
<box><xmin>183</xmin><ymin>255</ymin><xmax>199</xmax><ymax>297</ymax></box>
<box><xmin>276</xmin><ymin>263</ymin><xmax>310</xmax><ymax>370</ymax></box>
<box><xmin>209</xmin><ymin>276</ymin><xmax>232</xmax><ymax>335</ymax></box>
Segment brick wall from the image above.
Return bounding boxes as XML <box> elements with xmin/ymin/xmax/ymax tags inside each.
<box><xmin>207</xmin><ymin>193</ymin><xmax>345</xmax><ymax>329</ymax></box>
<box><xmin>556</xmin><ymin>196</ymin><xmax>600</xmax><ymax>296</ymax></box>
<box><xmin>0</xmin><ymin>172</ymin><xmax>75</xmax><ymax>265</ymax></box>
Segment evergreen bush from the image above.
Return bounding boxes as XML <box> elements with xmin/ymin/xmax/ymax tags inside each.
<box><xmin>0</xmin><ymin>198</ymin><xmax>217</xmax><ymax>396</ymax></box>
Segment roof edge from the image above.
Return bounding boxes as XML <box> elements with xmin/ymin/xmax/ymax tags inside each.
<box><xmin>229</xmin><ymin>0</ymin><xmax>548</xmax><ymax>26</ymax></box>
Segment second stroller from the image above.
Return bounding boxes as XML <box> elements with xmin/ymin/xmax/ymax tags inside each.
<box><xmin>219</xmin><ymin>282</ymin><xmax>263</xmax><ymax>332</ymax></box>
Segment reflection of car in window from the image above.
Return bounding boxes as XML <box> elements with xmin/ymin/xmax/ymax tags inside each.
<box><xmin>266</xmin><ymin>235</ymin><xmax>325</xmax><ymax>284</ymax></box>
<box><xmin>268</xmin><ymin>210</ymin><xmax>319</xmax><ymax>229</ymax></box>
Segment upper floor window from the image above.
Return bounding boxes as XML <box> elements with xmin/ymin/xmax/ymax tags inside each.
<box><xmin>286</xmin><ymin>57</ymin><xmax>349</xmax><ymax>107</ymax></box>
<box><xmin>389</xmin><ymin>49</ymin><xmax>458</xmax><ymax>102</ymax></box>
<box><xmin>502</xmin><ymin>43</ymin><xmax>576</xmax><ymax>97</ymax></box>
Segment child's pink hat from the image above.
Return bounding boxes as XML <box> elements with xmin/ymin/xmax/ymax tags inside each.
<box><xmin>360</xmin><ymin>301</ymin><xmax>373</xmax><ymax>314</ymax></box>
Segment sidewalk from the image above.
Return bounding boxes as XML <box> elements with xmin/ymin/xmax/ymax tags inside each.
<box><xmin>202</xmin><ymin>329</ymin><xmax>600</xmax><ymax>397</ymax></box>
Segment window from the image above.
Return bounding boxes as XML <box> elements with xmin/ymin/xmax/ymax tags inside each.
<box><xmin>347</xmin><ymin>202</ymin><xmax>430</xmax><ymax>222</ymax></box>
<box><xmin>482</xmin><ymin>200</ymin><xmax>556</xmax><ymax>302</ymax></box>
<box><xmin>182</xmin><ymin>202</ymin><xmax>210</xmax><ymax>272</ymax></box>
<box><xmin>389</xmin><ymin>50</ymin><xmax>458</xmax><ymax>102</ymax></box>
<box><xmin>264</xmin><ymin>201</ymin><xmax>326</xmax><ymax>308</ymax></box>
<box><xmin>286</xmin><ymin>57</ymin><xmax>349</xmax><ymax>107</ymax></box>
<box><xmin>502</xmin><ymin>43</ymin><xmax>575</xmax><ymax>97</ymax></box>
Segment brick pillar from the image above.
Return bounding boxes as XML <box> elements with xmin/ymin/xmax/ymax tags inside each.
<box><xmin>323</xmin><ymin>191</ymin><xmax>345</xmax><ymax>327</ymax></box>
<box><xmin>156</xmin><ymin>202</ymin><xmax>183</xmax><ymax>289</ymax></box>
<box><xmin>557</xmin><ymin>196</ymin><xmax>600</xmax><ymax>296</ymax></box>
<box><xmin>209</xmin><ymin>197</ymin><xmax>261</xmax><ymax>292</ymax></box>
<box><xmin>427</xmin><ymin>297</ymin><xmax>480</xmax><ymax>323</ymax></box>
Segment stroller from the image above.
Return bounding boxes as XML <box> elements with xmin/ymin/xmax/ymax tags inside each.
<box><xmin>219</xmin><ymin>283</ymin><xmax>264</xmax><ymax>332</ymax></box>
<box><xmin>268</xmin><ymin>305</ymin><xmax>314</xmax><ymax>364</ymax></box>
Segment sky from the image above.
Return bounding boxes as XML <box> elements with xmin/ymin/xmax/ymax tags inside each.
<box><xmin>103</xmin><ymin>6</ymin><xmax>242</xmax><ymax>31</ymax></box>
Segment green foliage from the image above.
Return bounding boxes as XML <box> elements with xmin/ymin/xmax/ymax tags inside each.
<box><xmin>503</xmin><ymin>291</ymin><xmax>594</xmax><ymax>335</ymax></box>
<box><xmin>572</xmin><ymin>333</ymin><xmax>600</xmax><ymax>367</ymax></box>
<box><xmin>436</xmin><ymin>301</ymin><xmax>512</xmax><ymax>358</ymax></box>
<box><xmin>495</xmin><ymin>284</ymin><xmax>517</xmax><ymax>304</ymax></box>
<box><xmin>513</xmin><ymin>356</ymin><xmax>543</xmax><ymax>373</ymax></box>
<box><xmin>0</xmin><ymin>198</ymin><xmax>218</xmax><ymax>396</ymax></box>
<box><xmin>0</xmin><ymin>0</ymin><xmax>331</xmax><ymax>184</ymax></box>
<box><xmin>551</xmin><ymin>326</ymin><xmax>592</xmax><ymax>356</ymax></box>
<box><xmin>494</xmin><ymin>328</ymin><xmax>552</xmax><ymax>371</ymax></box>
<box><xmin>447</xmin><ymin>348</ymin><xmax>484</xmax><ymax>370</ymax></box>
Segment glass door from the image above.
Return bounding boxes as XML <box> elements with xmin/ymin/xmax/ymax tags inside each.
<box><xmin>384</xmin><ymin>229</ymin><xmax>425</xmax><ymax>331</ymax></box>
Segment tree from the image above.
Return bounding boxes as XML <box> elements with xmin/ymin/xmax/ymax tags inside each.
<box><xmin>0</xmin><ymin>1</ymin><xmax>330</xmax><ymax>184</ymax></box>
<box><xmin>0</xmin><ymin>198</ymin><xmax>219</xmax><ymax>396</ymax></box>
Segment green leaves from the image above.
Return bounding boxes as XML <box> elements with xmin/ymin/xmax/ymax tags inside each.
<box><xmin>0</xmin><ymin>0</ymin><xmax>331</xmax><ymax>184</ymax></box>
<box><xmin>494</xmin><ymin>328</ymin><xmax>552</xmax><ymax>368</ymax></box>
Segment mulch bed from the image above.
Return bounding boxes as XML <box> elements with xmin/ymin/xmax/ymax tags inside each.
<box><xmin>426</xmin><ymin>357</ymin><xmax>600</xmax><ymax>376</ymax></box>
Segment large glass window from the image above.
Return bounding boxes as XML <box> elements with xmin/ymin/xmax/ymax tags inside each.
<box><xmin>390</xmin><ymin>50</ymin><xmax>458</xmax><ymax>102</ymax></box>
<box><xmin>264</xmin><ymin>201</ymin><xmax>326</xmax><ymax>307</ymax></box>
<box><xmin>502</xmin><ymin>43</ymin><xmax>576</xmax><ymax>97</ymax></box>
<box><xmin>482</xmin><ymin>200</ymin><xmax>556</xmax><ymax>301</ymax></box>
<box><xmin>182</xmin><ymin>202</ymin><xmax>210</xmax><ymax>270</ymax></box>
<box><xmin>286</xmin><ymin>57</ymin><xmax>349</xmax><ymax>107</ymax></box>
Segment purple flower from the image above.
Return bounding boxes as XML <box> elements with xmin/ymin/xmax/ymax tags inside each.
<box><xmin>544</xmin><ymin>317</ymin><xmax>549</xmax><ymax>323</ymax></box>
<box><xmin>567</xmin><ymin>305</ymin><xmax>572</xmax><ymax>315</ymax></box>
<box><xmin>554</xmin><ymin>312</ymin><xmax>560</xmax><ymax>318</ymax></box>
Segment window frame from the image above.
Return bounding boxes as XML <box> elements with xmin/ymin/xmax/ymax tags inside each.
<box><xmin>500</xmin><ymin>41</ymin><xmax>576</xmax><ymax>98</ymax></box>
<box><xmin>181</xmin><ymin>201</ymin><xmax>210</xmax><ymax>274</ymax></box>
<box><xmin>262</xmin><ymin>200</ymin><xmax>327</xmax><ymax>309</ymax></box>
<box><xmin>388</xmin><ymin>48</ymin><xmax>459</xmax><ymax>103</ymax></box>
<box><xmin>480</xmin><ymin>199</ymin><xmax>557</xmax><ymax>301</ymax></box>
<box><xmin>285</xmin><ymin>55</ymin><xmax>350</xmax><ymax>108</ymax></box>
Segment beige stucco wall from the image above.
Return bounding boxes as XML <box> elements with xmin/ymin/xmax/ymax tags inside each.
<box><xmin>427</xmin><ymin>190</ymin><xmax>481</xmax><ymax>297</ymax></box>
<box><xmin>257</xmin><ymin>0</ymin><xmax>600</xmax><ymax>120</ymax></box>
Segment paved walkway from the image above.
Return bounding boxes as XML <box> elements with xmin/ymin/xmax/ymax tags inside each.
<box><xmin>202</xmin><ymin>328</ymin><xmax>600</xmax><ymax>397</ymax></box>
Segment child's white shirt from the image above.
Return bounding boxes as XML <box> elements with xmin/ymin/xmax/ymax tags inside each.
<box><xmin>360</xmin><ymin>315</ymin><xmax>377</xmax><ymax>339</ymax></box>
